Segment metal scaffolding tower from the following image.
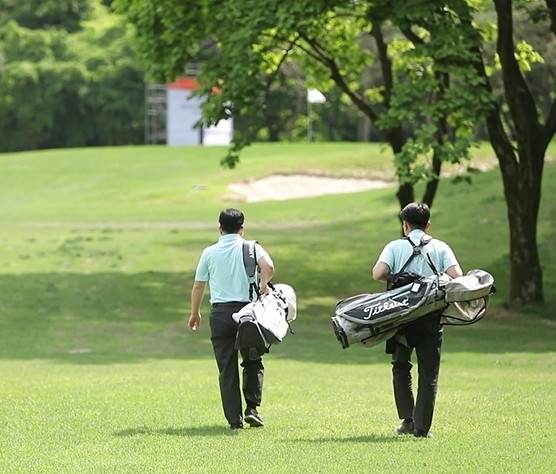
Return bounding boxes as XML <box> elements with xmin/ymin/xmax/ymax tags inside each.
<box><xmin>144</xmin><ymin>64</ymin><xmax>203</xmax><ymax>145</ymax></box>
<box><xmin>144</xmin><ymin>83</ymin><xmax>167</xmax><ymax>145</ymax></box>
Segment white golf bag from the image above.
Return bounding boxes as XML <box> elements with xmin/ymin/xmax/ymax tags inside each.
<box><xmin>233</xmin><ymin>283</ymin><xmax>297</xmax><ymax>357</ymax></box>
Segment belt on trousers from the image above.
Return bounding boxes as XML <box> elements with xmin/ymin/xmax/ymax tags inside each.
<box><xmin>211</xmin><ymin>301</ymin><xmax>249</xmax><ymax>308</ymax></box>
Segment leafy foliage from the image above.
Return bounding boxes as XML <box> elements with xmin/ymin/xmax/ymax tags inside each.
<box><xmin>116</xmin><ymin>0</ymin><xmax>487</xmax><ymax>189</ymax></box>
<box><xmin>0</xmin><ymin>3</ymin><xmax>145</xmax><ymax>151</ymax></box>
<box><xmin>115</xmin><ymin>0</ymin><xmax>556</xmax><ymax>305</ymax></box>
<box><xmin>0</xmin><ymin>0</ymin><xmax>92</xmax><ymax>32</ymax></box>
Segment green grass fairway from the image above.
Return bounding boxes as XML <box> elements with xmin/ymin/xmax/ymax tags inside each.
<box><xmin>0</xmin><ymin>142</ymin><xmax>555</xmax><ymax>473</ymax></box>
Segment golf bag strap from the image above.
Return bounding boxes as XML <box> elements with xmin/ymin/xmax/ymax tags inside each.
<box><xmin>269</xmin><ymin>282</ymin><xmax>294</xmax><ymax>335</ymax></box>
<box><xmin>242</xmin><ymin>240</ymin><xmax>260</xmax><ymax>301</ymax></box>
<box><xmin>425</xmin><ymin>252</ymin><xmax>439</xmax><ymax>275</ymax></box>
<box><xmin>391</xmin><ymin>235</ymin><xmax>436</xmax><ymax>282</ymax></box>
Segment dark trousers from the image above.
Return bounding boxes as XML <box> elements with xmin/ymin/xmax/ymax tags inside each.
<box><xmin>391</xmin><ymin>314</ymin><xmax>443</xmax><ymax>434</ymax></box>
<box><xmin>209</xmin><ymin>303</ymin><xmax>264</xmax><ymax>425</ymax></box>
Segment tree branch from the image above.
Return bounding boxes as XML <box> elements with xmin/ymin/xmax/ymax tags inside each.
<box><xmin>545</xmin><ymin>0</ymin><xmax>556</xmax><ymax>36</ymax></box>
<box><xmin>369</xmin><ymin>24</ymin><xmax>393</xmax><ymax>106</ymax></box>
<box><xmin>458</xmin><ymin>6</ymin><xmax>517</xmax><ymax>171</ymax></box>
<box><xmin>400</xmin><ymin>27</ymin><xmax>424</xmax><ymax>46</ymax></box>
<box><xmin>493</xmin><ymin>0</ymin><xmax>540</xmax><ymax>144</ymax></box>
<box><xmin>298</xmin><ymin>33</ymin><xmax>380</xmax><ymax>122</ymax></box>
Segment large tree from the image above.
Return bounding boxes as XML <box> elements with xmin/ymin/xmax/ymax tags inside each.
<box><xmin>117</xmin><ymin>0</ymin><xmax>556</xmax><ymax>304</ymax></box>
<box><xmin>373</xmin><ymin>0</ymin><xmax>556</xmax><ymax>304</ymax></box>
<box><xmin>115</xmin><ymin>0</ymin><xmax>487</xmax><ymax>211</ymax></box>
<box><xmin>483</xmin><ymin>0</ymin><xmax>555</xmax><ymax>303</ymax></box>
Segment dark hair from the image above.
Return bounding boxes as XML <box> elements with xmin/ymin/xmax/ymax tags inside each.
<box><xmin>399</xmin><ymin>202</ymin><xmax>430</xmax><ymax>230</ymax></box>
<box><xmin>219</xmin><ymin>208</ymin><xmax>244</xmax><ymax>233</ymax></box>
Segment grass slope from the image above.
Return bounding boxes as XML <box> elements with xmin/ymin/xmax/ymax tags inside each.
<box><xmin>0</xmin><ymin>142</ymin><xmax>555</xmax><ymax>473</ymax></box>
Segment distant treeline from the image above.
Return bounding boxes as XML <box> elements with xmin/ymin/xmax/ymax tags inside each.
<box><xmin>0</xmin><ymin>0</ymin><xmax>145</xmax><ymax>152</ymax></box>
<box><xmin>1</xmin><ymin>1</ymin><xmax>554</xmax><ymax>152</ymax></box>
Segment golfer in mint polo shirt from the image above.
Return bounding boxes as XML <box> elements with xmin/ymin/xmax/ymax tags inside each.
<box><xmin>372</xmin><ymin>202</ymin><xmax>462</xmax><ymax>438</ymax></box>
<box><xmin>188</xmin><ymin>208</ymin><xmax>274</xmax><ymax>430</ymax></box>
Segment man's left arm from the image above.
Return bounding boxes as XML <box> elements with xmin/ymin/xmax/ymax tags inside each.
<box><xmin>258</xmin><ymin>254</ymin><xmax>275</xmax><ymax>294</ymax></box>
<box><xmin>445</xmin><ymin>265</ymin><xmax>463</xmax><ymax>279</ymax></box>
<box><xmin>443</xmin><ymin>244</ymin><xmax>463</xmax><ymax>279</ymax></box>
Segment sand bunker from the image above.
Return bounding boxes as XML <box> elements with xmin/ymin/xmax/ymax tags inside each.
<box><xmin>228</xmin><ymin>175</ymin><xmax>393</xmax><ymax>202</ymax></box>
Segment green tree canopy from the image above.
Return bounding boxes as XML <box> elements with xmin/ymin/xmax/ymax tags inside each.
<box><xmin>116</xmin><ymin>0</ymin><xmax>555</xmax><ymax>304</ymax></box>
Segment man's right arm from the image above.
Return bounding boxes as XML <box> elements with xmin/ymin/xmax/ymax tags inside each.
<box><xmin>372</xmin><ymin>244</ymin><xmax>393</xmax><ymax>281</ymax></box>
<box><xmin>372</xmin><ymin>262</ymin><xmax>391</xmax><ymax>281</ymax></box>
<box><xmin>189</xmin><ymin>250</ymin><xmax>208</xmax><ymax>331</ymax></box>
<box><xmin>188</xmin><ymin>280</ymin><xmax>206</xmax><ymax>331</ymax></box>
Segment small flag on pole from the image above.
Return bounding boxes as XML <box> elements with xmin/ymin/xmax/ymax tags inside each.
<box><xmin>307</xmin><ymin>89</ymin><xmax>326</xmax><ymax>104</ymax></box>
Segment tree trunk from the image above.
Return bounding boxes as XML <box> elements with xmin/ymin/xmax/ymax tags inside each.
<box><xmin>496</xmin><ymin>145</ymin><xmax>545</xmax><ymax>304</ymax></box>
<box><xmin>357</xmin><ymin>115</ymin><xmax>371</xmax><ymax>142</ymax></box>
<box><xmin>490</xmin><ymin>0</ymin><xmax>549</xmax><ymax>303</ymax></box>
<box><xmin>506</xmin><ymin>198</ymin><xmax>544</xmax><ymax>304</ymax></box>
<box><xmin>380</xmin><ymin>127</ymin><xmax>415</xmax><ymax>210</ymax></box>
<box><xmin>421</xmin><ymin>151</ymin><xmax>442</xmax><ymax>208</ymax></box>
<box><xmin>484</xmin><ymin>109</ymin><xmax>546</xmax><ymax>304</ymax></box>
<box><xmin>396</xmin><ymin>182</ymin><xmax>414</xmax><ymax>209</ymax></box>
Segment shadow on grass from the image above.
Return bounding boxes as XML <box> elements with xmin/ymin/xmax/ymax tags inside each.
<box><xmin>113</xmin><ymin>426</ymin><xmax>405</xmax><ymax>443</ymax></box>
<box><xmin>0</xmin><ymin>271</ymin><xmax>555</xmax><ymax>365</ymax></box>
<box><xmin>114</xmin><ymin>425</ymin><xmax>231</xmax><ymax>437</ymax></box>
<box><xmin>291</xmin><ymin>434</ymin><xmax>402</xmax><ymax>444</ymax></box>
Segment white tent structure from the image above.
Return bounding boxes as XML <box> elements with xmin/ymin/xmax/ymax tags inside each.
<box><xmin>167</xmin><ymin>77</ymin><xmax>233</xmax><ymax>146</ymax></box>
<box><xmin>145</xmin><ymin>76</ymin><xmax>233</xmax><ymax>146</ymax></box>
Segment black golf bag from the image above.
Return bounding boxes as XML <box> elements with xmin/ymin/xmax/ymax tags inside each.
<box><xmin>331</xmin><ymin>269</ymin><xmax>495</xmax><ymax>349</ymax></box>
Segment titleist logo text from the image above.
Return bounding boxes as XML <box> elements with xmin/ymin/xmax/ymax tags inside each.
<box><xmin>363</xmin><ymin>298</ymin><xmax>409</xmax><ymax>319</ymax></box>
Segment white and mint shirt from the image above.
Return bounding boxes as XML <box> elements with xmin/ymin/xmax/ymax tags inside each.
<box><xmin>376</xmin><ymin>229</ymin><xmax>459</xmax><ymax>277</ymax></box>
<box><xmin>194</xmin><ymin>233</ymin><xmax>268</xmax><ymax>303</ymax></box>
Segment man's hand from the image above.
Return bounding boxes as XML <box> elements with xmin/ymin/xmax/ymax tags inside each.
<box><xmin>259</xmin><ymin>283</ymin><xmax>271</xmax><ymax>295</ymax></box>
<box><xmin>188</xmin><ymin>313</ymin><xmax>202</xmax><ymax>331</ymax></box>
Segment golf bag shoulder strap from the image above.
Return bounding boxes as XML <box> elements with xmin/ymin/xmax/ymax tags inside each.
<box><xmin>400</xmin><ymin>235</ymin><xmax>433</xmax><ymax>272</ymax></box>
<box><xmin>388</xmin><ymin>236</ymin><xmax>437</xmax><ymax>288</ymax></box>
<box><xmin>242</xmin><ymin>240</ymin><xmax>258</xmax><ymax>278</ymax></box>
<box><xmin>242</xmin><ymin>240</ymin><xmax>260</xmax><ymax>300</ymax></box>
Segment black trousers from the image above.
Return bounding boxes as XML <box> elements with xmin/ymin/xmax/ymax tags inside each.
<box><xmin>209</xmin><ymin>302</ymin><xmax>264</xmax><ymax>425</ymax></box>
<box><xmin>391</xmin><ymin>313</ymin><xmax>443</xmax><ymax>434</ymax></box>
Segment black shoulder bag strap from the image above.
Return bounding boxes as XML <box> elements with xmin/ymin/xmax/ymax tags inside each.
<box><xmin>388</xmin><ymin>235</ymin><xmax>437</xmax><ymax>287</ymax></box>
<box><xmin>242</xmin><ymin>240</ymin><xmax>260</xmax><ymax>301</ymax></box>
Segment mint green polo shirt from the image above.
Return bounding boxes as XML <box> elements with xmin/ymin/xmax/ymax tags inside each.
<box><xmin>376</xmin><ymin>229</ymin><xmax>459</xmax><ymax>277</ymax></box>
<box><xmin>194</xmin><ymin>233</ymin><xmax>269</xmax><ymax>303</ymax></box>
